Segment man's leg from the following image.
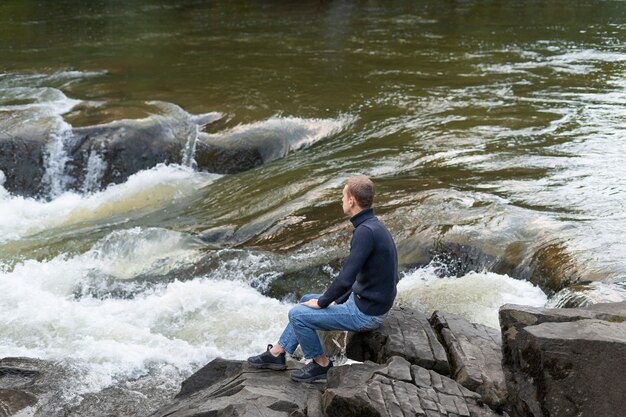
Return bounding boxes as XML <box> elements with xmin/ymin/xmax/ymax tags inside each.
<box><xmin>247</xmin><ymin>294</ymin><xmax>321</xmax><ymax>368</ymax></box>
<box><xmin>288</xmin><ymin>297</ymin><xmax>366</xmax><ymax>362</ymax></box>
<box><xmin>287</xmin><ymin>301</ymin><xmax>367</xmax><ymax>382</ymax></box>
<box><xmin>272</xmin><ymin>293</ymin><xmax>321</xmax><ymax>356</ymax></box>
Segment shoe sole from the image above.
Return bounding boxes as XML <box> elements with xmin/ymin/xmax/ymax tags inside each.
<box><xmin>247</xmin><ymin>361</ymin><xmax>287</xmax><ymax>370</ymax></box>
<box><xmin>291</xmin><ymin>373</ymin><xmax>327</xmax><ymax>383</ymax></box>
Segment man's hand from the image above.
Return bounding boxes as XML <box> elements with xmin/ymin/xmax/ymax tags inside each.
<box><xmin>300</xmin><ymin>298</ymin><xmax>321</xmax><ymax>309</ymax></box>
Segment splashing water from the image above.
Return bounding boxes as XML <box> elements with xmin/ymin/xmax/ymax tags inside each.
<box><xmin>0</xmin><ymin>164</ymin><xmax>220</xmax><ymax>244</ymax></box>
<box><xmin>396</xmin><ymin>263</ymin><xmax>548</xmax><ymax>329</ymax></box>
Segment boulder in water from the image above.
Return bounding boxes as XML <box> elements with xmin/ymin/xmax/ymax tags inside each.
<box><xmin>0</xmin><ymin>137</ymin><xmax>45</xmax><ymax>198</ymax></box>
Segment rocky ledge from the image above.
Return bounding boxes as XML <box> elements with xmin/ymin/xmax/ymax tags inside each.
<box><xmin>2</xmin><ymin>302</ymin><xmax>626</xmax><ymax>417</ymax></box>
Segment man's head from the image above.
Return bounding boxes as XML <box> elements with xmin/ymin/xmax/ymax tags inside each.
<box><xmin>342</xmin><ymin>176</ymin><xmax>375</xmax><ymax>216</ymax></box>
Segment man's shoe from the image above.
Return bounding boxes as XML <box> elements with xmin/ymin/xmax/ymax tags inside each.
<box><xmin>291</xmin><ymin>360</ymin><xmax>333</xmax><ymax>382</ymax></box>
<box><xmin>247</xmin><ymin>344</ymin><xmax>287</xmax><ymax>370</ymax></box>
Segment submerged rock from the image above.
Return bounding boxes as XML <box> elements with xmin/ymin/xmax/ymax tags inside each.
<box><xmin>0</xmin><ymin>110</ymin><xmax>338</xmax><ymax>197</ymax></box>
<box><xmin>345</xmin><ymin>306</ymin><xmax>450</xmax><ymax>375</ymax></box>
<box><xmin>430</xmin><ymin>311</ymin><xmax>507</xmax><ymax>411</ymax></box>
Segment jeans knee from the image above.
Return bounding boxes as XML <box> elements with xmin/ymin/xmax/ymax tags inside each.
<box><xmin>288</xmin><ymin>305</ymin><xmax>309</xmax><ymax>325</ymax></box>
<box><xmin>299</xmin><ymin>293</ymin><xmax>316</xmax><ymax>303</ymax></box>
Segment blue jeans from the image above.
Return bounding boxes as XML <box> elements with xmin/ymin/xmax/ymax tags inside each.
<box><xmin>277</xmin><ymin>293</ymin><xmax>387</xmax><ymax>359</ymax></box>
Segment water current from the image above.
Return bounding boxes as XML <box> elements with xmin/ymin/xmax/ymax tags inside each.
<box><xmin>0</xmin><ymin>0</ymin><xmax>624</xmax><ymax>414</ymax></box>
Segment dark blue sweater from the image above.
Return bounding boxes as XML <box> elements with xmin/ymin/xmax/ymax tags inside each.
<box><xmin>317</xmin><ymin>208</ymin><xmax>398</xmax><ymax>316</ymax></box>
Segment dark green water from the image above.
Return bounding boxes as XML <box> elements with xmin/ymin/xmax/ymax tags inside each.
<box><xmin>2</xmin><ymin>0</ymin><xmax>626</xmax><ymax>295</ymax></box>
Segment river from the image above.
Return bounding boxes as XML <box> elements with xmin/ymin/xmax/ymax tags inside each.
<box><xmin>0</xmin><ymin>0</ymin><xmax>624</xmax><ymax>415</ymax></box>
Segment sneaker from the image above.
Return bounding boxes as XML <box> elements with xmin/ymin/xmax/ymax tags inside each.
<box><xmin>291</xmin><ymin>360</ymin><xmax>333</xmax><ymax>382</ymax></box>
<box><xmin>247</xmin><ymin>344</ymin><xmax>287</xmax><ymax>370</ymax></box>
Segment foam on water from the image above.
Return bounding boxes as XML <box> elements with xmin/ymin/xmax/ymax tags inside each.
<box><xmin>0</xmin><ymin>227</ymin><xmax>291</xmax><ymax>391</ymax></box>
<box><xmin>202</xmin><ymin>114</ymin><xmax>354</xmax><ymax>157</ymax></box>
<box><xmin>0</xmin><ymin>164</ymin><xmax>219</xmax><ymax>243</ymax></box>
<box><xmin>396</xmin><ymin>264</ymin><xmax>548</xmax><ymax>329</ymax></box>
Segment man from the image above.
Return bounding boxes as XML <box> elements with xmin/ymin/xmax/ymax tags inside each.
<box><xmin>247</xmin><ymin>176</ymin><xmax>399</xmax><ymax>382</ymax></box>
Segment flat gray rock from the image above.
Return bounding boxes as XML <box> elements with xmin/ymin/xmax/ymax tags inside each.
<box><xmin>346</xmin><ymin>307</ymin><xmax>450</xmax><ymax>375</ymax></box>
<box><xmin>499</xmin><ymin>303</ymin><xmax>626</xmax><ymax>380</ymax></box>
<box><xmin>430</xmin><ymin>311</ymin><xmax>507</xmax><ymax>410</ymax></box>
<box><xmin>510</xmin><ymin>319</ymin><xmax>626</xmax><ymax>417</ymax></box>
<box><xmin>150</xmin><ymin>358</ymin><xmax>323</xmax><ymax>417</ymax></box>
<box><xmin>323</xmin><ymin>356</ymin><xmax>504</xmax><ymax>417</ymax></box>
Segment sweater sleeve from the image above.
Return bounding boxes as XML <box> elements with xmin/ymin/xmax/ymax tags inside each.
<box><xmin>318</xmin><ymin>226</ymin><xmax>374</xmax><ymax>308</ymax></box>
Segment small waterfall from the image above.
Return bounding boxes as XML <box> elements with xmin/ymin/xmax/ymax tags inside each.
<box><xmin>81</xmin><ymin>149</ymin><xmax>107</xmax><ymax>194</ymax></box>
<box><xmin>181</xmin><ymin>123</ymin><xmax>200</xmax><ymax>169</ymax></box>
<box><xmin>41</xmin><ymin>118</ymin><xmax>74</xmax><ymax>198</ymax></box>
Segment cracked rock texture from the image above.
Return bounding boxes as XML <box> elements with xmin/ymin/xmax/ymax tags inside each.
<box><xmin>430</xmin><ymin>311</ymin><xmax>507</xmax><ymax>410</ymax></box>
<box><xmin>499</xmin><ymin>302</ymin><xmax>626</xmax><ymax>417</ymax></box>
<box><xmin>345</xmin><ymin>307</ymin><xmax>450</xmax><ymax>375</ymax></box>
<box><xmin>323</xmin><ymin>356</ymin><xmax>504</xmax><ymax>417</ymax></box>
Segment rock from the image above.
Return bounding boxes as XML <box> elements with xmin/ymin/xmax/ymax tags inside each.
<box><xmin>507</xmin><ymin>319</ymin><xmax>626</xmax><ymax>417</ymax></box>
<box><xmin>176</xmin><ymin>357</ymin><xmax>243</xmax><ymax>399</ymax></box>
<box><xmin>346</xmin><ymin>306</ymin><xmax>450</xmax><ymax>375</ymax></box>
<box><xmin>0</xmin><ymin>357</ymin><xmax>75</xmax><ymax>417</ymax></box>
<box><xmin>585</xmin><ymin>300</ymin><xmax>626</xmax><ymax>319</ymax></box>
<box><xmin>0</xmin><ymin>137</ymin><xmax>45</xmax><ymax>197</ymax></box>
<box><xmin>0</xmin><ymin>356</ymin><xmax>174</xmax><ymax>417</ymax></box>
<box><xmin>194</xmin><ymin>141</ymin><xmax>264</xmax><ymax>174</ymax></box>
<box><xmin>323</xmin><ymin>356</ymin><xmax>504</xmax><ymax>417</ymax></box>
<box><xmin>430</xmin><ymin>311</ymin><xmax>507</xmax><ymax>410</ymax></box>
<box><xmin>1</xmin><ymin>110</ymin><xmax>330</xmax><ymax>196</ymax></box>
<box><xmin>0</xmin><ymin>389</ymin><xmax>37</xmax><ymax>417</ymax></box>
<box><xmin>499</xmin><ymin>303</ymin><xmax>626</xmax><ymax>378</ymax></box>
<box><xmin>150</xmin><ymin>358</ymin><xmax>323</xmax><ymax>417</ymax></box>
<box><xmin>293</xmin><ymin>331</ymin><xmax>348</xmax><ymax>361</ymax></box>
<box><xmin>499</xmin><ymin>302</ymin><xmax>626</xmax><ymax>417</ymax></box>
<box><xmin>68</xmin><ymin>118</ymin><xmax>185</xmax><ymax>190</ymax></box>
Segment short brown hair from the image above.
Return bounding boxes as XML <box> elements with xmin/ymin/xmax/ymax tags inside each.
<box><xmin>346</xmin><ymin>176</ymin><xmax>375</xmax><ymax>208</ymax></box>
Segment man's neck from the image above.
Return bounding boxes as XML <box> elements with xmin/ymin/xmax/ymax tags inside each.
<box><xmin>348</xmin><ymin>207</ymin><xmax>364</xmax><ymax>218</ymax></box>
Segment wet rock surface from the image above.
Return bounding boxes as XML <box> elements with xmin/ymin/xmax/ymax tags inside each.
<box><xmin>68</xmin><ymin>120</ymin><xmax>185</xmax><ymax>190</ymax></box>
<box><xmin>0</xmin><ymin>357</ymin><xmax>175</xmax><ymax>417</ymax></box>
<box><xmin>430</xmin><ymin>311</ymin><xmax>507</xmax><ymax>410</ymax></box>
<box><xmin>0</xmin><ymin>389</ymin><xmax>38</xmax><ymax>417</ymax></box>
<box><xmin>0</xmin><ymin>357</ymin><xmax>71</xmax><ymax>417</ymax></box>
<box><xmin>345</xmin><ymin>306</ymin><xmax>450</xmax><ymax>375</ymax></box>
<box><xmin>0</xmin><ymin>112</ymin><xmax>326</xmax><ymax>197</ymax></box>
<box><xmin>0</xmin><ymin>137</ymin><xmax>45</xmax><ymax>197</ymax></box>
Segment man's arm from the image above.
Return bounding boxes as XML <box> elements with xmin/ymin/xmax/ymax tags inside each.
<box><xmin>316</xmin><ymin>226</ymin><xmax>374</xmax><ymax>308</ymax></box>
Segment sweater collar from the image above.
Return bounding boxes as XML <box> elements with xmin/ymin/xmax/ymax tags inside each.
<box><xmin>350</xmin><ymin>208</ymin><xmax>374</xmax><ymax>228</ymax></box>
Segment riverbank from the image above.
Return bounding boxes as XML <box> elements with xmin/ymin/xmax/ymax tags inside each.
<box><xmin>3</xmin><ymin>301</ymin><xmax>624</xmax><ymax>417</ymax></box>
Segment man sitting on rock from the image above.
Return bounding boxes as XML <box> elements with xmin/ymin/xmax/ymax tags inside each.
<box><xmin>247</xmin><ymin>176</ymin><xmax>399</xmax><ymax>382</ymax></box>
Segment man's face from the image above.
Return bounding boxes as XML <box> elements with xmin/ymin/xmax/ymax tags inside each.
<box><xmin>342</xmin><ymin>185</ymin><xmax>352</xmax><ymax>215</ymax></box>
